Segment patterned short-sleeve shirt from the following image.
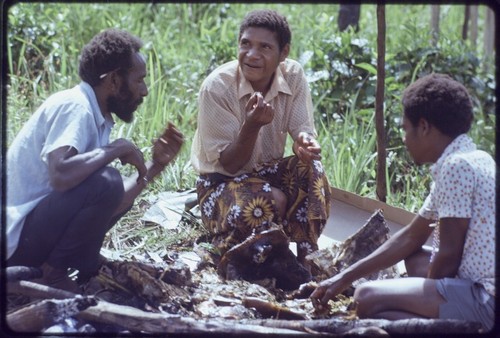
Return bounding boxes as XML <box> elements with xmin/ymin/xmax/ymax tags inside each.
<box><xmin>419</xmin><ymin>134</ymin><xmax>496</xmax><ymax>296</ymax></box>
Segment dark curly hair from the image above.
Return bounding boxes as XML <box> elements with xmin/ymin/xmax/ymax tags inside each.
<box><xmin>239</xmin><ymin>9</ymin><xmax>291</xmax><ymax>51</ymax></box>
<box><xmin>78</xmin><ymin>29</ymin><xmax>143</xmax><ymax>86</ymax></box>
<box><xmin>402</xmin><ymin>73</ymin><xmax>473</xmax><ymax>138</ymax></box>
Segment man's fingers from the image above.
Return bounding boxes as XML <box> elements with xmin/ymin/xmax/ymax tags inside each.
<box><xmin>135</xmin><ymin>164</ymin><xmax>148</xmax><ymax>184</ymax></box>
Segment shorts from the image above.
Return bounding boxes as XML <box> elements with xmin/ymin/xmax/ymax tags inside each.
<box><xmin>436</xmin><ymin>278</ymin><xmax>495</xmax><ymax>332</ymax></box>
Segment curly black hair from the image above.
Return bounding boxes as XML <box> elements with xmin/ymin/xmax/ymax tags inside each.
<box><xmin>78</xmin><ymin>29</ymin><xmax>143</xmax><ymax>86</ymax></box>
<box><xmin>239</xmin><ymin>9</ymin><xmax>291</xmax><ymax>52</ymax></box>
<box><xmin>402</xmin><ymin>73</ymin><xmax>473</xmax><ymax>138</ymax></box>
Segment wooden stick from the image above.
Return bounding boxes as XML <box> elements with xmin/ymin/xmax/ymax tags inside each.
<box><xmin>4</xmin><ymin>266</ymin><xmax>42</xmax><ymax>282</ymax></box>
<box><xmin>7</xmin><ymin>296</ymin><xmax>97</xmax><ymax>332</ymax></box>
<box><xmin>242</xmin><ymin>317</ymin><xmax>483</xmax><ymax>335</ymax></box>
<box><xmin>375</xmin><ymin>3</ymin><xmax>387</xmax><ymax>203</ymax></box>
<box><xmin>8</xmin><ymin>280</ymin><xmax>77</xmax><ymax>300</ymax></box>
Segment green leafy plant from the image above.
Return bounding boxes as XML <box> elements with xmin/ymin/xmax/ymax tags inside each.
<box><xmin>6</xmin><ymin>3</ymin><xmax>495</xmax><ymax>213</ymax></box>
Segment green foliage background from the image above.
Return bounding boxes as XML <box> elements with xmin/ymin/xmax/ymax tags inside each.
<box><xmin>5</xmin><ymin>2</ymin><xmax>496</xmax><ymax>213</ymax></box>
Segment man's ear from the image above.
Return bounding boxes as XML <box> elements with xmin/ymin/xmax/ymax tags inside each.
<box><xmin>279</xmin><ymin>43</ymin><xmax>290</xmax><ymax>62</ymax></box>
<box><xmin>109</xmin><ymin>72</ymin><xmax>122</xmax><ymax>92</ymax></box>
<box><xmin>418</xmin><ymin>118</ymin><xmax>432</xmax><ymax>135</ymax></box>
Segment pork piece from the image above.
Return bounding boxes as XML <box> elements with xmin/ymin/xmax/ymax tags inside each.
<box><xmin>218</xmin><ymin>226</ymin><xmax>312</xmax><ymax>291</ymax></box>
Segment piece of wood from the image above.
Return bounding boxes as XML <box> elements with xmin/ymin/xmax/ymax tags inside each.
<box><xmin>243</xmin><ymin>318</ymin><xmax>483</xmax><ymax>335</ymax></box>
<box><xmin>6</xmin><ymin>296</ymin><xmax>97</xmax><ymax>332</ymax></box>
<box><xmin>329</xmin><ymin>187</ymin><xmax>415</xmax><ymax>226</ymax></box>
<box><xmin>431</xmin><ymin>5</ymin><xmax>440</xmax><ymax>46</ymax></box>
<box><xmin>308</xmin><ymin>209</ymin><xmax>398</xmax><ymax>282</ymax></box>
<box><xmin>7</xmin><ymin>281</ymin><xmax>482</xmax><ymax>335</ymax></box>
<box><xmin>8</xmin><ymin>280</ymin><xmax>77</xmax><ymax>300</ymax></box>
<box><xmin>375</xmin><ymin>3</ymin><xmax>387</xmax><ymax>203</ymax></box>
<box><xmin>7</xmin><ymin>281</ymin><xmax>303</xmax><ymax>335</ymax></box>
<box><xmin>78</xmin><ymin>299</ymin><xmax>306</xmax><ymax>335</ymax></box>
<box><xmin>241</xmin><ymin>297</ymin><xmax>307</xmax><ymax>320</ymax></box>
<box><xmin>4</xmin><ymin>266</ymin><xmax>42</xmax><ymax>282</ymax></box>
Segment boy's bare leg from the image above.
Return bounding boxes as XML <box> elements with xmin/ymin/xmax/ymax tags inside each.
<box><xmin>354</xmin><ymin>277</ymin><xmax>445</xmax><ymax>319</ymax></box>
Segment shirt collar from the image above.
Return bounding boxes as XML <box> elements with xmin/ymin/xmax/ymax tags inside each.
<box><xmin>429</xmin><ymin>134</ymin><xmax>476</xmax><ymax>178</ymax></box>
<box><xmin>79</xmin><ymin>81</ymin><xmax>115</xmax><ymax>128</ymax></box>
<box><xmin>237</xmin><ymin>62</ymin><xmax>293</xmax><ymax>101</ymax></box>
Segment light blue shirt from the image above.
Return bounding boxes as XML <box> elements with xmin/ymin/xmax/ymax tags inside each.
<box><xmin>6</xmin><ymin>82</ymin><xmax>114</xmax><ymax>258</ymax></box>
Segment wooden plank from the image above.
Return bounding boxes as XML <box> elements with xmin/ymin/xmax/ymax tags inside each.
<box><xmin>330</xmin><ymin>187</ymin><xmax>415</xmax><ymax>225</ymax></box>
<box><xmin>318</xmin><ymin>187</ymin><xmax>431</xmax><ymax>255</ymax></box>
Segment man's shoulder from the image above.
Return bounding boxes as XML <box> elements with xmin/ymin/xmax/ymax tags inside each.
<box><xmin>447</xmin><ymin>146</ymin><xmax>494</xmax><ymax>165</ymax></box>
<box><xmin>44</xmin><ymin>83</ymin><xmax>90</xmax><ymax>107</ymax></box>
<box><xmin>442</xmin><ymin>148</ymin><xmax>495</xmax><ymax>183</ymax></box>
<box><xmin>202</xmin><ymin>60</ymin><xmax>239</xmax><ymax>89</ymax></box>
<box><xmin>280</xmin><ymin>58</ymin><xmax>305</xmax><ymax>75</ymax></box>
<box><xmin>37</xmin><ymin>84</ymin><xmax>95</xmax><ymax>122</ymax></box>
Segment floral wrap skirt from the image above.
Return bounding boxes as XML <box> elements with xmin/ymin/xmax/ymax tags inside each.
<box><xmin>196</xmin><ymin>155</ymin><xmax>331</xmax><ymax>260</ymax></box>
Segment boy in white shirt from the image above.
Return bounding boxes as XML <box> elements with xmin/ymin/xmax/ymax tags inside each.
<box><xmin>311</xmin><ymin>73</ymin><xmax>495</xmax><ymax>331</ymax></box>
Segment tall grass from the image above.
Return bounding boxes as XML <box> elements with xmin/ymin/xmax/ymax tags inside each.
<box><xmin>5</xmin><ymin>2</ymin><xmax>495</xmax><ymax>211</ymax></box>
<box><xmin>318</xmin><ymin>86</ymin><xmax>378</xmax><ymax>196</ymax></box>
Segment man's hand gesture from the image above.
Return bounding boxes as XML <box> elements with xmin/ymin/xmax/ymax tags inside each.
<box><xmin>152</xmin><ymin>122</ymin><xmax>184</xmax><ymax>167</ymax></box>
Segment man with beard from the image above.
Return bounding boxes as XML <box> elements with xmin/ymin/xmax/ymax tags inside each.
<box><xmin>6</xmin><ymin>29</ymin><xmax>184</xmax><ymax>293</ymax></box>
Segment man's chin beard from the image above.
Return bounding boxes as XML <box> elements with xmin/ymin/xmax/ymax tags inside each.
<box><xmin>114</xmin><ymin>109</ymin><xmax>134</xmax><ymax>123</ymax></box>
<box><xmin>107</xmin><ymin>97</ymin><xmax>135</xmax><ymax>123</ymax></box>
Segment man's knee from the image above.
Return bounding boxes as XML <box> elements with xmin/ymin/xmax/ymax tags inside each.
<box><xmin>271</xmin><ymin>187</ymin><xmax>287</xmax><ymax>220</ymax></box>
<box><xmin>353</xmin><ymin>283</ymin><xmax>378</xmax><ymax>318</ymax></box>
<box><xmin>90</xmin><ymin>167</ymin><xmax>124</xmax><ymax>203</ymax></box>
<box><xmin>404</xmin><ymin>248</ymin><xmax>431</xmax><ymax>277</ymax></box>
<box><xmin>81</xmin><ymin>167</ymin><xmax>125</xmax><ymax>210</ymax></box>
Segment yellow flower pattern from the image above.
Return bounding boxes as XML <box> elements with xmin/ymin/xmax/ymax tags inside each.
<box><xmin>196</xmin><ymin>155</ymin><xmax>331</xmax><ymax>256</ymax></box>
<box><xmin>242</xmin><ymin>196</ymin><xmax>273</xmax><ymax>228</ymax></box>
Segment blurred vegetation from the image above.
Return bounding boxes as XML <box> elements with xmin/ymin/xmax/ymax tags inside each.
<box><xmin>6</xmin><ymin>2</ymin><xmax>495</xmax><ymax>215</ymax></box>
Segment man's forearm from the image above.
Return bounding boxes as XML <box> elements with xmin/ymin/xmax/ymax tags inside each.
<box><xmin>219</xmin><ymin>122</ymin><xmax>260</xmax><ymax>174</ymax></box>
<box><xmin>341</xmin><ymin>219</ymin><xmax>432</xmax><ymax>284</ymax></box>
<box><xmin>114</xmin><ymin>160</ymin><xmax>165</xmax><ymax>216</ymax></box>
<box><xmin>48</xmin><ymin>145</ymin><xmax>124</xmax><ymax>192</ymax></box>
<box><xmin>427</xmin><ymin>246</ymin><xmax>462</xmax><ymax>279</ymax></box>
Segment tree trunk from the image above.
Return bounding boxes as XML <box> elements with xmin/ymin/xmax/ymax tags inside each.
<box><xmin>338</xmin><ymin>4</ymin><xmax>361</xmax><ymax>32</ymax></box>
<box><xmin>484</xmin><ymin>6</ymin><xmax>495</xmax><ymax>72</ymax></box>
<box><xmin>462</xmin><ymin>5</ymin><xmax>470</xmax><ymax>40</ymax></box>
<box><xmin>375</xmin><ymin>4</ymin><xmax>387</xmax><ymax>203</ymax></box>
<box><xmin>470</xmin><ymin>6</ymin><xmax>479</xmax><ymax>48</ymax></box>
<box><xmin>430</xmin><ymin>5</ymin><xmax>440</xmax><ymax>46</ymax></box>
<box><xmin>464</xmin><ymin>5</ymin><xmax>479</xmax><ymax>49</ymax></box>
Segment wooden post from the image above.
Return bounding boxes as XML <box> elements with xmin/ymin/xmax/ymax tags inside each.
<box><xmin>484</xmin><ymin>5</ymin><xmax>495</xmax><ymax>70</ymax></box>
<box><xmin>375</xmin><ymin>4</ymin><xmax>387</xmax><ymax>203</ymax></box>
<box><xmin>431</xmin><ymin>5</ymin><xmax>440</xmax><ymax>46</ymax></box>
<box><xmin>470</xmin><ymin>6</ymin><xmax>478</xmax><ymax>49</ymax></box>
<box><xmin>462</xmin><ymin>5</ymin><xmax>470</xmax><ymax>40</ymax></box>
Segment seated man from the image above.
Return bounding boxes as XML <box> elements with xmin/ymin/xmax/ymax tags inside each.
<box><xmin>311</xmin><ymin>74</ymin><xmax>495</xmax><ymax>331</ymax></box>
<box><xmin>190</xmin><ymin>9</ymin><xmax>331</xmax><ymax>268</ymax></box>
<box><xmin>6</xmin><ymin>29</ymin><xmax>184</xmax><ymax>292</ymax></box>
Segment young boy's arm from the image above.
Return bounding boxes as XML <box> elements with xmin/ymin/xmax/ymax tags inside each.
<box><xmin>427</xmin><ymin>217</ymin><xmax>469</xmax><ymax>279</ymax></box>
<box><xmin>310</xmin><ymin>214</ymin><xmax>434</xmax><ymax>306</ymax></box>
